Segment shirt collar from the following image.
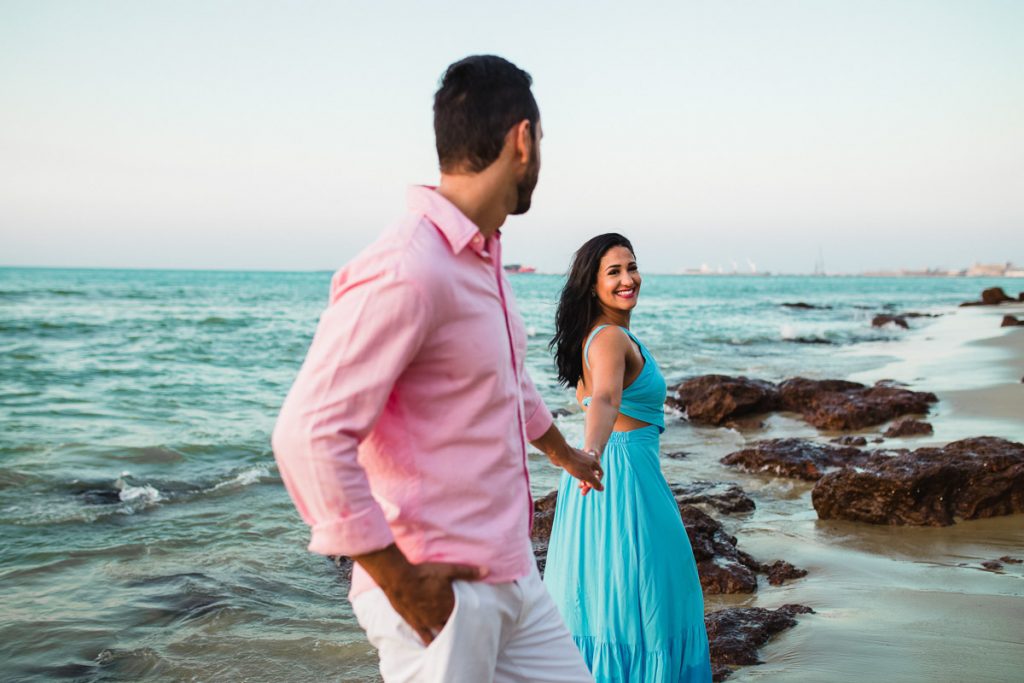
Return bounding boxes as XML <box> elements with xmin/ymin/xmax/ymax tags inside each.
<box><xmin>407</xmin><ymin>185</ymin><xmax>494</xmax><ymax>258</ymax></box>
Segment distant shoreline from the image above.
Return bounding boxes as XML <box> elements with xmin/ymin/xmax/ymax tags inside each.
<box><xmin>2</xmin><ymin>264</ymin><xmax>1022</xmax><ymax>279</ymax></box>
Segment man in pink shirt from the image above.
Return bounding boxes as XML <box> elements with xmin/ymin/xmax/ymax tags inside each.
<box><xmin>272</xmin><ymin>55</ymin><xmax>602</xmax><ymax>682</ymax></box>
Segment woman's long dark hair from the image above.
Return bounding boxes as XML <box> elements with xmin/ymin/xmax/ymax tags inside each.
<box><xmin>550</xmin><ymin>233</ymin><xmax>635</xmax><ymax>387</ymax></box>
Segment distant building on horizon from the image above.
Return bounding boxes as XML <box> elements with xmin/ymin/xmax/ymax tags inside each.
<box><xmin>965</xmin><ymin>262</ymin><xmax>1024</xmax><ymax>278</ymax></box>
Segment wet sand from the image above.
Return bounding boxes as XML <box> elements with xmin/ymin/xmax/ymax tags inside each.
<box><xmin>651</xmin><ymin>302</ymin><xmax>1024</xmax><ymax>682</ymax></box>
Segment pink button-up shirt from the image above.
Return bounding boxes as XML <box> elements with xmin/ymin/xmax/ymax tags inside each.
<box><xmin>272</xmin><ymin>186</ymin><xmax>554</xmax><ymax>597</ymax></box>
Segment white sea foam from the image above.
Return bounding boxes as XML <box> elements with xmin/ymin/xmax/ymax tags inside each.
<box><xmin>117</xmin><ymin>482</ymin><xmax>162</xmax><ymax>505</ymax></box>
<box><xmin>211</xmin><ymin>465</ymin><xmax>270</xmax><ymax>491</ymax></box>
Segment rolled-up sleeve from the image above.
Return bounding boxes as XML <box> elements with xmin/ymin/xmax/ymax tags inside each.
<box><xmin>520</xmin><ymin>369</ymin><xmax>554</xmax><ymax>442</ymax></box>
<box><xmin>271</xmin><ymin>271</ymin><xmax>431</xmax><ymax>557</ymax></box>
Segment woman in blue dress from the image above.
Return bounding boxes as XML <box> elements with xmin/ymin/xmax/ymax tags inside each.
<box><xmin>545</xmin><ymin>233</ymin><xmax>712</xmax><ymax>682</ymax></box>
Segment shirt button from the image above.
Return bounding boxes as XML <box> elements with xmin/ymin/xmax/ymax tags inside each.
<box><xmin>472</xmin><ymin>234</ymin><xmax>484</xmax><ymax>248</ymax></box>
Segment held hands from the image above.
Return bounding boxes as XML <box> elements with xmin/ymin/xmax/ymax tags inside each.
<box><xmin>557</xmin><ymin>446</ymin><xmax>604</xmax><ymax>496</ymax></box>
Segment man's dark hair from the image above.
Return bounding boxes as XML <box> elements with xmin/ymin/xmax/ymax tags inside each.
<box><xmin>434</xmin><ymin>55</ymin><xmax>539</xmax><ymax>173</ymax></box>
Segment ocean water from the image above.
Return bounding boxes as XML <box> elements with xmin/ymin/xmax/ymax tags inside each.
<box><xmin>1</xmin><ymin>267</ymin><xmax>1021</xmax><ymax>682</ymax></box>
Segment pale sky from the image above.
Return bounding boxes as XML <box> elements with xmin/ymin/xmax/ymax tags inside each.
<box><xmin>1</xmin><ymin>0</ymin><xmax>1021</xmax><ymax>274</ymax></box>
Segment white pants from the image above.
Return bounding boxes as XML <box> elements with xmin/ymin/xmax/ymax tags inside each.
<box><xmin>351</xmin><ymin>562</ymin><xmax>594</xmax><ymax>683</ymax></box>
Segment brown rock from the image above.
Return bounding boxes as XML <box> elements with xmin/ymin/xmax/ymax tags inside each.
<box><xmin>981</xmin><ymin>561</ymin><xmax>1003</xmax><ymax>571</ymax></box>
<box><xmin>999</xmin><ymin>556</ymin><xmax>1023</xmax><ymax>564</ymax></box>
<box><xmin>884</xmin><ymin>418</ymin><xmax>934</xmax><ymax>437</ymax></box>
<box><xmin>664</xmin><ymin>450</ymin><xmax>690</xmax><ymax>460</ymax></box>
<box><xmin>812</xmin><ymin>437</ymin><xmax>1024</xmax><ymax>526</ymax></box>
<box><xmin>668</xmin><ymin>375</ymin><xmax>937</xmax><ymax>431</ymax></box>
<box><xmin>721</xmin><ymin>438</ymin><xmax>872</xmax><ymax>481</ymax></box>
<box><xmin>872</xmin><ymin>314</ymin><xmax>909</xmax><ymax>329</ymax></box>
<box><xmin>983</xmin><ymin>287</ymin><xmax>1014</xmax><ymax>305</ymax></box>
<box><xmin>706</xmin><ymin>604</ymin><xmax>814</xmax><ymax>680</ymax></box>
<box><xmin>961</xmin><ymin>287</ymin><xmax>1015</xmax><ymax>307</ymax></box>
<box><xmin>778</xmin><ymin>377</ymin><xmax>937</xmax><ymax>431</ymax></box>
<box><xmin>680</xmin><ymin>504</ymin><xmax>760</xmax><ymax>594</ymax></box>
<box><xmin>762</xmin><ymin>560</ymin><xmax>808</xmax><ymax>586</ymax></box>
<box><xmin>831</xmin><ymin>435</ymin><xmax>868</xmax><ymax>446</ymax></box>
<box><xmin>667</xmin><ymin>375</ymin><xmax>780</xmax><ymax>426</ymax></box>
<box><xmin>531</xmin><ymin>490</ymin><xmax>559</xmax><ymax>572</ymax></box>
<box><xmin>672</xmin><ymin>480</ymin><xmax>756</xmax><ymax>514</ymax></box>
<box><xmin>1001</xmin><ymin>315</ymin><xmax>1024</xmax><ymax>327</ymax></box>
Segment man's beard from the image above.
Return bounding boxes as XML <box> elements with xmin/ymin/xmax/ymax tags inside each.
<box><xmin>511</xmin><ymin>151</ymin><xmax>540</xmax><ymax>215</ymax></box>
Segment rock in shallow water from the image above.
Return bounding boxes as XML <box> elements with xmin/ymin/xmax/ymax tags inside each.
<box><xmin>872</xmin><ymin>314</ymin><xmax>909</xmax><ymax>329</ymax></box>
<box><xmin>812</xmin><ymin>437</ymin><xmax>1024</xmax><ymax>526</ymax></box>
<box><xmin>883</xmin><ymin>417</ymin><xmax>934</xmax><ymax>437</ymax></box>
<box><xmin>960</xmin><ymin>287</ymin><xmax>1016</xmax><ymax>306</ymax></box>
<box><xmin>721</xmin><ymin>438</ymin><xmax>871</xmax><ymax>481</ymax></box>
<box><xmin>706</xmin><ymin>604</ymin><xmax>815</xmax><ymax>680</ymax></box>
<box><xmin>679</xmin><ymin>504</ymin><xmax>761</xmax><ymax>594</ymax></box>
<box><xmin>667</xmin><ymin>375</ymin><xmax>780</xmax><ymax>426</ymax></box>
<box><xmin>831</xmin><ymin>435</ymin><xmax>868</xmax><ymax>446</ymax></box>
<box><xmin>1001</xmin><ymin>315</ymin><xmax>1024</xmax><ymax>327</ymax></box>
<box><xmin>668</xmin><ymin>375</ymin><xmax>937</xmax><ymax>430</ymax></box>
<box><xmin>762</xmin><ymin>560</ymin><xmax>809</xmax><ymax>586</ymax></box>
<box><xmin>776</xmin><ymin>377</ymin><xmax>937</xmax><ymax>431</ymax></box>
<box><xmin>671</xmin><ymin>480</ymin><xmax>756</xmax><ymax>514</ymax></box>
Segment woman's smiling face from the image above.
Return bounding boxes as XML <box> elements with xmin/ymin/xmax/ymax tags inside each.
<box><xmin>594</xmin><ymin>245</ymin><xmax>641</xmax><ymax>313</ymax></box>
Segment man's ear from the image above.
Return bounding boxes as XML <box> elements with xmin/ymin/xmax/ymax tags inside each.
<box><xmin>512</xmin><ymin>119</ymin><xmax>532</xmax><ymax>165</ymax></box>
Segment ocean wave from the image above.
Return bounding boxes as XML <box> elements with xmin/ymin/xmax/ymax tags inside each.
<box><xmin>1</xmin><ymin>463</ymin><xmax>279</xmax><ymax>525</ymax></box>
<box><xmin>116</xmin><ymin>478</ymin><xmax>163</xmax><ymax>507</ymax></box>
<box><xmin>210</xmin><ymin>465</ymin><xmax>272</xmax><ymax>491</ymax></box>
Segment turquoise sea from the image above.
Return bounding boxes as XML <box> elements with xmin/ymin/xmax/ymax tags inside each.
<box><xmin>1</xmin><ymin>267</ymin><xmax>1021</xmax><ymax>681</ymax></box>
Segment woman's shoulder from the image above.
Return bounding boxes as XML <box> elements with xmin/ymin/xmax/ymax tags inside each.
<box><xmin>583</xmin><ymin>324</ymin><xmax>634</xmax><ymax>360</ymax></box>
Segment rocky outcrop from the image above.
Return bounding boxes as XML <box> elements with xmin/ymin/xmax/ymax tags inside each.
<box><xmin>1002</xmin><ymin>315</ymin><xmax>1024</xmax><ymax>327</ymax></box>
<box><xmin>721</xmin><ymin>438</ymin><xmax>872</xmax><ymax>481</ymax></box>
<box><xmin>883</xmin><ymin>418</ymin><xmax>934</xmax><ymax>437</ymax></box>
<box><xmin>831</xmin><ymin>435</ymin><xmax>868</xmax><ymax>446</ymax></box>
<box><xmin>672</xmin><ymin>480</ymin><xmax>756</xmax><ymax>514</ymax></box>
<box><xmin>667</xmin><ymin>375</ymin><xmax>781</xmax><ymax>425</ymax></box>
<box><xmin>960</xmin><ymin>287</ymin><xmax>1016</xmax><ymax>306</ymax></box>
<box><xmin>706</xmin><ymin>604</ymin><xmax>814</xmax><ymax>681</ymax></box>
<box><xmin>668</xmin><ymin>375</ymin><xmax>937</xmax><ymax>430</ymax></box>
<box><xmin>776</xmin><ymin>378</ymin><xmax>937</xmax><ymax>431</ymax></box>
<box><xmin>680</xmin><ymin>505</ymin><xmax>761</xmax><ymax>594</ymax></box>
<box><xmin>812</xmin><ymin>437</ymin><xmax>1024</xmax><ymax>526</ymax></box>
<box><xmin>679</xmin><ymin>504</ymin><xmax>805</xmax><ymax>593</ymax></box>
<box><xmin>531</xmin><ymin>490</ymin><xmax>559</xmax><ymax>573</ymax></box>
<box><xmin>872</xmin><ymin>314</ymin><xmax>909</xmax><ymax>329</ymax></box>
<box><xmin>763</xmin><ymin>560</ymin><xmax>809</xmax><ymax>586</ymax></box>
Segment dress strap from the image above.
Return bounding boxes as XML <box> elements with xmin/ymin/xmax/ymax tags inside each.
<box><xmin>583</xmin><ymin>325</ymin><xmax>614</xmax><ymax>370</ymax></box>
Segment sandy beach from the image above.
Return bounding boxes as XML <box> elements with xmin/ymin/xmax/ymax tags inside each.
<box><xmin>643</xmin><ymin>302</ymin><xmax>1024</xmax><ymax>682</ymax></box>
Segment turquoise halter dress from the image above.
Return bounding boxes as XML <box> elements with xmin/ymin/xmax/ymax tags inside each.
<box><xmin>543</xmin><ymin>325</ymin><xmax>712</xmax><ymax>682</ymax></box>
